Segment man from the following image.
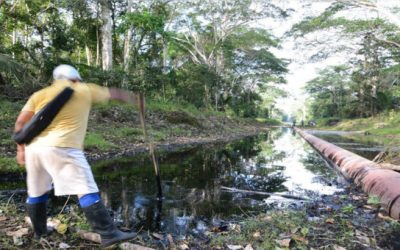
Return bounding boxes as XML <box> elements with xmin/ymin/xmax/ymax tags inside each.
<box><xmin>14</xmin><ymin>64</ymin><xmax>138</xmax><ymax>247</ymax></box>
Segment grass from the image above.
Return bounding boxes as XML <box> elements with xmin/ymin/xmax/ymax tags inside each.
<box><xmin>147</xmin><ymin>98</ymin><xmax>226</xmax><ymax>117</ymax></box>
<box><xmin>84</xmin><ymin>132</ymin><xmax>116</xmax><ymax>151</ymax></box>
<box><xmin>209</xmin><ymin>207</ymin><xmax>400</xmax><ymax>249</ymax></box>
<box><xmin>0</xmin><ymin>157</ymin><xmax>23</xmax><ymax>174</ymax></box>
<box><xmin>210</xmin><ymin>210</ymin><xmax>310</xmax><ymax>249</ymax></box>
<box><xmin>256</xmin><ymin>117</ymin><xmax>282</xmax><ymax>126</ymax></box>
<box><xmin>114</xmin><ymin>127</ymin><xmax>143</xmax><ymax>137</ymax></box>
<box><xmin>317</xmin><ymin>110</ymin><xmax>400</xmax><ymax>146</ymax></box>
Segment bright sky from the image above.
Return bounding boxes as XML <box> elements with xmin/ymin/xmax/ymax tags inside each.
<box><xmin>257</xmin><ymin>0</ymin><xmax>400</xmax><ymax>120</ymax></box>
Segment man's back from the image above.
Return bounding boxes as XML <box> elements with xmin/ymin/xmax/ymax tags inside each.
<box><xmin>22</xmin><ymin>80</ymin><xmax>110</xmax><ymax>149</ymax></box>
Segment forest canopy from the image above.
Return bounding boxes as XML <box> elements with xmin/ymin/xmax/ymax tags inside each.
<box><xmin>0</xmin><ymin>0</ymin><xmax>288</xmax><ymax>118</ymax></box>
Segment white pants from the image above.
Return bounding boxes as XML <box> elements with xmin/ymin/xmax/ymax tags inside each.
<box><xmin>25</xmin><ymin>146</ymin><xmax>99</xmax><ymax>197</ymax></box>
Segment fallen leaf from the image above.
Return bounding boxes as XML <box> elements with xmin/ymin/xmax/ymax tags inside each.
<box><xmin>119</xmin><ymin>242</ymin><xmax>155</xmax><ymax>250</ymax></box>
<box><xmin>276</xmin><ymin>238</ymin><xmax>291</xmax><ymax>248</ymax></box>
<box><xmin>47</xmin><ymin>218</ymin><xmax>61</xmax><ymax>229</ymax></box>
<box><xmin>13</xmin><ymin>235</ymin><xmax>24</xmax><ymax>246</ymax></box>
<box><xmin>227</xmin><ymin>245</ymin><xmax>243</xmax><ymax>250</ymax></box>
<box><xmin>244</xmin><ymin>244</ymin><xmax>253</xmax><ymax>250</ymax></box>
<box><xmin>0</xmin><ymin>216</ymin><xmax>7</xmax><ymax>222</ymax></box>
<box><xmin>363</xmin><ymin>205</ymin><xmax>376</xmax><ymax>210</ymax></box>
<box><xmin>59</xmin><ymin>242</ymin><xmax>71</xmax><ymax>249</ymax></box>
<box><xmin>325</xmin><ymin>218</ymin><xmax>335</xmax><ymax>224</ymax></box>
<box><xmin>56</xmin><ymin>223</ymin><xmax>68</xmax><ymax>234</ymax></box>
<box><xmin>6</xmin><ymin>228</ymin><xmax>29</xmax><ymax>237</ymax></box>
<box><xmin>291</xmin><ymin>227</ymin><xmax>300</xmax><ymax>234</ymax></box>
<box><xmin>292</xmin><ymin>235</ymin><xmax>308</xmax><ymax>245</ymax></box>
<box><xmin>300</xmin><ymin>227</ymin><xmax>309</xmax><ymax>236</ymax></box>
<box><xmin>378</xmin><ymin>212</ymin><xmax>392</xmax><ymax>220</ymax></box>
<box><xmin>252</xmin><ymin>231</ymin><xmax>261</xmax><ymax>240</ymax></box>
<box><xmin>262</xmin><ymin>216</ymin><xmax>272</xmax><ymax>221</ymax></box>
<box><xmin>229</xmin><ymin>223</ymin><xmax>241</xmax><ymax>233</ymax></box>
<box><xmin>178</xmin><ymin>243</ymin><xmax>189</xmax><ymax>250</ymax></box>
<box><xmin>78</xmin><ymin>230</ymin><xmax>101</xmax><ymax>244</ymax></box>
<box><xmin>307</xmin><ymin>216</ymin><xmax>321</xmax><ymax>222</ymax></box>
<box><xmin>24</xmin><ymin>216</ymin><xmax>31</xmax><ymax>225</ymax></box>
<box><xmin>332</xmin><ymin>245</ymin><xmax>346</xmax><ymax>250</ymax></box>
<box><xmin>167</xmin><ymin>234</ymin><xmax>175</xmax><ymax>248</ymax></box>
<box><xmin>151</xmin><ymin>232</ymin><xmax>163</xmax><ymax>240</ymax></box>
<box><xmin>355</xmin><ymin>235</ymin><xmax>370</xmax><ymax>245</ymax></box>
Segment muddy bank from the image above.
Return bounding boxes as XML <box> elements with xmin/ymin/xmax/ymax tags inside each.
<box><xmin>84</xmin><ymin>105</ymin><xmax>273</xmax><ymax>161</ymax></box>
<box><xmin>85</xmin><ymin>126</ymin><xmax>269</xmax><ymax>162</ymax></box>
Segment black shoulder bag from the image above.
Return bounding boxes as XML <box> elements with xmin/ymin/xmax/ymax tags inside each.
<box><xmin>12</xmin><ymin>87</ymin><xmax>74</xmax><ymax>144</ymax></box>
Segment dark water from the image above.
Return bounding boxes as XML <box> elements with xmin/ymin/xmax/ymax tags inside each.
<box><xmin>0</xmin><ymin>128</ymin><xmax>349</xmax><ymax>236</ymax></box>
<box><xmin>89</xmin><ymin>128</ymin><xmax>342</xmax><ymax>235</ymax></box>
<box><xmin>308</xmin><ymin>130</ymin><xmax>384</xmax><ymax>160</ymax></box>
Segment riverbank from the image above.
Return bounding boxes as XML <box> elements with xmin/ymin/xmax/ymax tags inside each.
<box><xmin>1</xmin><ymin>179</ymin><xmax>399</xmax><ymax>249</ymax></box>
<box><xmin>313</xmin><ymin>111</ymin><xmax>400</xmax><ymax>166</ymax></box>
<box><xmin>316</xmin><ymin>111</ymin><xmax>400</xmax><ymax>145</ymax></box>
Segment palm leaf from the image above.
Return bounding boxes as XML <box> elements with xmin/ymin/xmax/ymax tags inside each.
<box><xmin>0</xmin><ymin>54</ymin><xmax>34</xmax><ymax>85</ymax></box>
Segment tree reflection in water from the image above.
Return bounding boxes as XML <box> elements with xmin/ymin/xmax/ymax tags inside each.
<box><xmin>92</xmin><ymin>128</ymin><xmax>341</xmax><ymax>235</ymax></box>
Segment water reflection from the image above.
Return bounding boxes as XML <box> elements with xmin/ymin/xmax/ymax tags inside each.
<box><xmin>91</xmin><ymin>127</ymin><xmax>342</xmax><ymax>234</ymax></box>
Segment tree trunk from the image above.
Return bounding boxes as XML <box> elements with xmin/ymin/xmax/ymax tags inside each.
<box><xmin>12</xmin><ymin>29</ymin><xmax>17</xmax><ymax>59</ymax></box>
<box><xmin>96</xmin><ymin>27</ymin><xmax>100</xmax><ymax>67</ymax></box>
<box><xmin>77</xmin><ymin>47</ymin><xmax>81</xmax><ymax>64</ymax></box>
<box><xmin>100</xmin><ymin>0</ymin><xmax>113</xmax><ymax>71</ymax></box>
<box><xmin>85</xmin><ymin>44</ymin><xmax>92</xmax><ymax>66</ymax></box>
<box><xmin>162</xmin><ymin>41</ymin><xmax>168</xmax><ymax>101</ymax></box>
<box><xmin>122</xmin><ymin>0</ymin><xmax>135</xmax><ymax>88</ymax></box>
<box><xmin>123</xmin><ymin>28</ymin><xmax>132</xmax><ymax>72</ymax></box>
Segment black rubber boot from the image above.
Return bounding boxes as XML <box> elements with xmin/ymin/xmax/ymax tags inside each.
<box><xmin>26</xmin><ymin>202</ymin><xmax>47</xmax><ymax>239</ymax></box>
<box><xmin>82</xmin><ymin>201</ymin><xmax>136</xmax><ymax>247</ymax></box>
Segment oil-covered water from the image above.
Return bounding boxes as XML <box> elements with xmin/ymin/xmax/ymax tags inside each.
<box><xmin>90</xmin><ymin>128</ymin><xmax>343</xmax><ymax>234</ymax></box>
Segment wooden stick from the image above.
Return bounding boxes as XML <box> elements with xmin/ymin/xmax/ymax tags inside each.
<box><xmin>138</xmin><ymin>94</ymin><xmax>162</xmax><ymax>199</ymax></box>
<box><xmin>220</xmin><ymin>186</ymin><xmax>309</xmax><ymax>200</ymax></box>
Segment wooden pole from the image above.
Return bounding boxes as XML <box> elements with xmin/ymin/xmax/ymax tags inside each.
<box><xmin>138</xmin><ymin>94</ymin><xmax>162</xmax><ymax>199</ymax></box>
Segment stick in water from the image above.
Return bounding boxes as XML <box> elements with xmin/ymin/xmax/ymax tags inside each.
<box><xmin>138</xmin><ymin>94</ymin><xmax>162</xmax><ymax>199</ymax></box>
<box><xmin>220</xmin><ymin>186</ymin><xmax>309</xmax><ymax>200</ymax></box>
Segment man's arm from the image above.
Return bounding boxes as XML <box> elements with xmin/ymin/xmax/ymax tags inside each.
<box><xmin>14</xmin><ymin>111</ymin><xmax>34</xmax><ymax>165</ymax></box>
<box><xmin>109</xmin><ymin>88</ymin><xmax>140</xmax><ymax>105</ymax></box>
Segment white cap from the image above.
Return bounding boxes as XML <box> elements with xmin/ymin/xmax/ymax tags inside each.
<box><xmin>53</xmin><ymin>64</ymin><xmax>82</xmax><ymax>81</ymax></box>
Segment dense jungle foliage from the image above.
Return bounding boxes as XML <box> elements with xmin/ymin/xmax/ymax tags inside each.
<box><xmin>0</xmin><ymin>0</ymin><xmax>288</xmax><ymax>119</ymax></box>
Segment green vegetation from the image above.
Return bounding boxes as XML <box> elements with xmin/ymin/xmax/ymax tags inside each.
<box><xmin>290</xmin><ymin>2</ymin><xmax>400</xmax><ymax>122</ymax></box>
<box><xmin>256</xmin><ymin>118</ymin><xmax>282</xmax><ymax>126</ymax></box>
<box><xmin>211</xmin><ymin>210</ymin><xmax>310</xmax><ymax>249</ymax></box>
<box><xmin>0</xmin><ymin>0</ymin><xmax>287</xmax><ymax>120</ymax></box>
<box><xmin>0</xmin><ymin>157</ymin><xmax>22</xmax><ymax>174</ymax></box>
<box><xmin>84</xmin><ymin>132</ymin><xmax>116</xmax><ymax>151</ymax></box>
<box><xmin>209</xmin><ymin>206</ymin><xmax>400</xmax><ymax>249</ymax></box>
<box><xmin>317</xmin><ymin>110</ymin><xmax>400</xmax><ymax>145</ymax></box>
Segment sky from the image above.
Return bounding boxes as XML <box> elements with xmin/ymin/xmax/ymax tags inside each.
<box><xmin>256</xmin><ymin>0</ymin><xmax>400</xmax><ymax>120</ymax></box>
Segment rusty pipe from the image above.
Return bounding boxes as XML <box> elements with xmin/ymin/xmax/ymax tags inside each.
<box><xmin>295</xmin><ymin>128</ymin><xmax>400</xmax><ymax>220</ymax></box>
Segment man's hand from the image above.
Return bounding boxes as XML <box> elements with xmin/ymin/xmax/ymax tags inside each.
<box><xmin>16</xmin><ymin>144</ymin><xmax>25</xmax><ymax>166</ymax></box>
<box><xmin>109</xmin><ymin>88</ymin><xmax>140</xmax><ymax>107</ymax></box>
<box><xmin>14</xmin><ymin>111</ymin><xmax>33</xmax><ymax>166</ymax></box>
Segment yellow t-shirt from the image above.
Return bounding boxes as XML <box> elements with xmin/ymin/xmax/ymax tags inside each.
<box><xmin>21</xmin><ymin>80</ymin><xmax>111</xmax><ymax>149</ymax></box>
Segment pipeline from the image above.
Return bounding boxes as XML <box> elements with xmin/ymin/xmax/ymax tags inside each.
<box><xmin>295</xmin><ymin>128</ymin><xmax>400</xmax><ymax>220</ymax></box>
